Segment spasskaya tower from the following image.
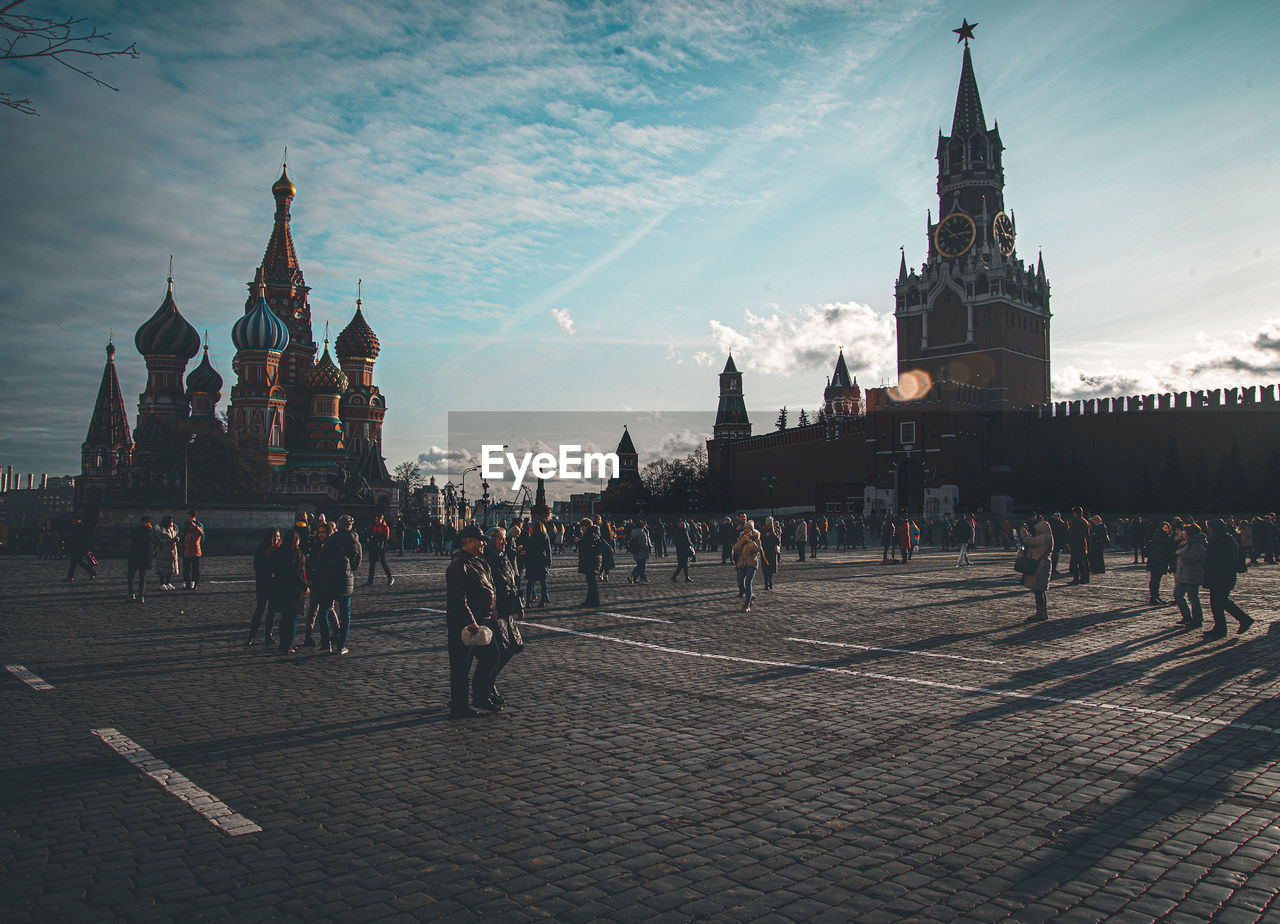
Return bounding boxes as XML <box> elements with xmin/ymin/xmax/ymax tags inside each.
<box><xmin>893</xmin><ymin>20</ymin><xmax>1051</xmax><ymax>408</ymax></box>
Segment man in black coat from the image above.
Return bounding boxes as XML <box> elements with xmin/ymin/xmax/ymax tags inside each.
<box><xmin>445</xmin><ymin>525</ymin><xmax>497</xmax><ymax>718</ymax></box>
<box><xmin>671</xmin><ymin>520</ymin><xmax>694</xmax><ymax>582</ymax></box>
<box><xmin>313</xmin><ymin>515</ymin><xmax>363</xmax><ymax>655</ymax></box>
<box><xmin>1202</xmin><ymin>519</ymin><xmax>1252</xmax><ymax>640</ymax></box>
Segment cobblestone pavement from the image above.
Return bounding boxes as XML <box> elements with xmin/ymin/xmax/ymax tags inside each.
<box><xmin>3</xmin><ymin>545</ymin><xmax>1280</xmax><ymax>921</ymax></box>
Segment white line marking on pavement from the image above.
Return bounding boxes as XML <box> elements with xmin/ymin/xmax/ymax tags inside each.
<box><xmin>597</xmin><ymin>612</ymin><xmax>674</xmax><ymax>624</ymax></box>
<box><xmin>786</xmin><ymin>637</ymin><xmax>1006</xmax><ymax>665</ymax></box>
<box><xmin>523</xmin><ymin>623</ymin><xmax>1280</xmax><ymax>737</ymax></box>
<box><xmin>91</xmin><ymin>728</ymin><xmax>262</xmax><ymax>836</ymax></box>
<box><xmin>5</xmin><ymin>664</ymin><xmax>52</xmax><ymax>690</ymax></box>
<box><xmin>205</xmin><ymin>580</ymin><xmax>255</xmax><ymax>584</ymax></box>
<box><xmin>391</xmin><ymin>607</ymin><xmax>446</xmax><ymax>614</ymax></box>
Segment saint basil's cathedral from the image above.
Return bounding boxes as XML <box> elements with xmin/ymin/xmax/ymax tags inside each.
<box><xmin>79</xmin><ymin>164</ymin><xmax>396</xmax><ymax>510</ymax></box>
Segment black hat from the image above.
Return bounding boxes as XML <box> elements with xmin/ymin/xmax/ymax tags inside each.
<box><xmin>458</xmin><ymin>524</ymin><xmax>485</xmax><ymax>541</ymax></box>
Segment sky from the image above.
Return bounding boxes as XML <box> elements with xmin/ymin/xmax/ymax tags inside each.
<box><xmin>3</xmin><ymin>0</ymin><xmax>1280</xmax><ymax>489</ymax></box>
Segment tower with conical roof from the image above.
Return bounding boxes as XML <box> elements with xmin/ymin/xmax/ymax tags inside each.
<box><xmin>186</xmin><ymin>342</ymin><xmax>224</xmax><ymax>432</ymax></box>
<box><xmin>601</xmin><ymin>426</ymin><xmax>649</xmax><ymax>514</ymax></box>
<box><xmin>229</xmin><ymin>279</ymin><xmax>291</xmax><ymax>468</ymax></box>
<box><xmin>823</xmin><ymin>349</ymin><xmax>864</xmax><ymax>419</ymax></box>
<box><xmin>79</xmin><ymin>339</ymin><xmax>133</xmax><ymax>502</ymax></box>
<box><xmin>132</xmin><ymin>265</ymin><xmax>202</xmax><ymax>486</ymax></box>
<box><xmin>250</xmin><ymin>161</ymin><xmax>317</xmax><ymax>449</ymax></box>
<box><xmin>335</xmin><ymin>285</ymin><xmax>387</xmax><ymax>459</ymax></box>
<box><xmin>893</xmin><ymin>22</ymin><xmax>1050</xmax><ymax>408</ymax></box>
<box><xmin>713</xmin><ymin>353</ymin><xmax>751</xmax><ymax>440</ymax></box>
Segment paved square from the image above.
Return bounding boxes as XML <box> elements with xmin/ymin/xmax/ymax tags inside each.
<box><xmin>3</xmin><ymin>547</ymin><xmax>1279</xmax><ymax>920</ymax></box>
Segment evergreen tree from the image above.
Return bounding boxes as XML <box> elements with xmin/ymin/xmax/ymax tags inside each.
<box><xmin>775</xmin><ymin>407</ymin><xmax>788</xmax><ymax>430</ymax></box>
<box><xmin>797</xmin><ymin>409</ymin><xmax>809</xmax><ymax>427</ymax></box>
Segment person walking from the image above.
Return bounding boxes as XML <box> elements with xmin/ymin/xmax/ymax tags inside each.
<box><xmin>523</xmin><ymin>521</ymin><xmax>552</xmax><ymax>607</ymax></box>
<box><xmin>444</xmin><ymin>524</ymin><xmax>497</xmax><ymax>718</ymax></box>
<box><xmin>246</xmin><ymin>527</ymin><xmax>281</xmax><ymax>646</ymax></box>
<box><xmin>1203</xmin><ymin>518</ymin><xmax>1253</xmax><ymax>639</ymax></box>
<box><xmin>313</xmin><ymin>515</ymin><xmax>363</xmax><ymax>655</ymax></box>
<box><xmin>1173</xmin><ymin>522</ymin><xmax>1207</xmax><ymax>630</ymax></box>
<box><xmin>479</xmin><ymin>527</ymin><xmax>525</xmax><ymax>710</ymax></box>
<box><xmin>795</xmin><ymin>518</ymin><xmax>808</xmax><ymax>562</ymax></box>
<box><xmin>1144</xmin><ymin>522</ymin><xmax>1176</xmax><ymax>605</ymax></box>
<box><xmin>882</xmin><ymin>516</ymin><xmax>897</xmax><ymax>564</ymax></box>
<box><xmin>760</xmin><ymin>518</ymin><xmax>781</xmax><ymax>590</ymax></box>
<box><xmin>628</xmin><ymin>521</ymin><xmax>652</xmax><ymax>584</ymax></box>
<box><xmin>1018</xmin><ymin>518</ymin><xmax>1054</xmax><ymax>622</ymax></box>
<box><xmin>732</xmin><ymin>526</ymin><xmax>762</xmax><ymax>613</ymax></box>
<box><xmin>126</xmin><ymin>515</ymin><xmax>156</xmax><ymax>603</ymax></box>
<box><xmin>180</xmin><ymin>510</ymin><xmax>204</xmax><ymax>591</ymax></box>
<box><xmin>671</xmin><ymin>519</ymin><xmax>694</xmax><ymax>582</ymax></box>
<box><xmin>366</xmin><ymin>513</ymin><xmax>394</xmax><ymax>586</ymax></box>
<box><xmin>154</xmin><ymin>516</ymin><xmax>180</xmax><ymax>590</ymax></box>
<box><xmin>954</xmin><ymin>515</ymin><xmax>973</xmax><ymax>567</ymax></box>
<box><xmin>63</xmin><ymin>517</ymin><xmax>97</xmax><ymax>582</ymax></box>
<box><xmin>577</xmin><ymin>520</ymin><xmax>606</xmax><ymax>607</ymax></box>
<box><xmin>272</xmin><ymin>530</ymin><xmax>310</xmax><ymax>655</ymax></box>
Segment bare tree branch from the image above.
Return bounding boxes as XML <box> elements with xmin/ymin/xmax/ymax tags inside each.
<box><xmin>1</xmin><ymin>0</ymin><xmax>139</xmax><ymax>115</ymax></box>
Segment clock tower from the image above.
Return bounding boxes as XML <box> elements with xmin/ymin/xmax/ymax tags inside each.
<box><xmin>894</xmin><ymin>22</ymin><xmax>1050</xmax><ymax>408</ymax></box>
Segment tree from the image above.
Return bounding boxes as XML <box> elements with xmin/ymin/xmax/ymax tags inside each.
<box><xmin>2</xmin><ymin>1</ymin><xmax>138</xmax><ymax>115</ymax></box>
<box><xmin>392</xmin><ymin>460</ymin><xmax>424</xmax><ymax>501</ymax></box>
<box><xmin>775</xmin><ymin>406</ymin><xmax>787</xmax><ymax>430</ymax></box>
<box><xmin>797</xmin><ymin>408</ymin><xmax>809</xmax><ymax>427</ymax></box>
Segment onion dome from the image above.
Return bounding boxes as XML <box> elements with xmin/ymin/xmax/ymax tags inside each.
<box><xmin>232</xmin><ymin>288</ymin><xmax>290</xmax><ymax>352</ymax></box>
<box><xmin>334</xmin><ymin>299</ymin><xmax>380</xmax><ymax>360</ymax></box>
<box><xmin>186</xmin><ymin>345</ymin><xmax>223</xmax><ymax>394</ymax></box>
<box><xmin>303</xmin><ymin>341</ymin><xmax>348</xmax><ymax>394</ymax></box>
<box><xmin>135</xmin><ymin>275</ymin><xmax>201</xmax><ymax>359</ymax></box>
<box><xmin>272</xmin><ymin>164</ymin><xmax>296</xmax><ymax>198</ymax></box>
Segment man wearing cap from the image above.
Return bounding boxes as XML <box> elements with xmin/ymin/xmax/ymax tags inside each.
<box><xmin>445</xmin><ymin>524</ymin><xmax>497</xmax><ymax>718</ymax></box>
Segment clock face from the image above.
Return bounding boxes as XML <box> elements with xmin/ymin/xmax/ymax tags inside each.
<box><xmin>993</xmin><ymin>211</ymin><xmax>1016</xmax><ymax>256</ymax></box>
<box><xmin>935</xmin><ymin>212</ymin><xmax>976</xmax><ymax>258</ymax></box>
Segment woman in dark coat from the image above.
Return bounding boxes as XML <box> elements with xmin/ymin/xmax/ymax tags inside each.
<box><xmin>271</xmin><ymin>530</ymin><xmax>310</xmax><ymax>655</ymax></box>
<box><xmin>523</xmin><ymin>522</ymin><xmax>552</xmax><ymax>607</ymax></box>
<box><xmin>760</xmin><ymin>518</ymin><xmax>782</xmax><ymax>590</ymax></box>
<box><xmin>1144</xmin><ymin>521</ymin><xmax>1176</xmax><ymax>605</ymax></box>
<box><xmin>127</xmin><ymin>515</ymin><xmax>156</xmax><ymax>603</ymax></box>
<box><xmin>246</xmin><ymin>527</ymin><xmax>281</xmax><ymax>646</ymax></box>
<box><xmin>1088</xmin><ymin>516</ymin><xmax>1110</xmax><ymax>574</ymax></box>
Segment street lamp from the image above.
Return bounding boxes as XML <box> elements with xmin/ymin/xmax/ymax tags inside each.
<box><xmin>481</xmin><ymin>479</ymin><xmax>491</xmax><ymax>528</ymax></box>
<box><xmin>762</xmin><ymin>472</ymin><xmax>777</xmax><ymax>521</ymax></box>
<box><xmin>183</xmin><ymin>433</ymin><xmax>197</xmax><ymax>505</ymax></box>
<box><xmin>459</xmin><ymin>464</ymin><xmax>481</xmax><ymax>525</ymax></box>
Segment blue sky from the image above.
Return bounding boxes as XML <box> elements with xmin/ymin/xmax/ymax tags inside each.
<box><xmin>3</xmin><ymin>0</ymin><xmax>1279</xmax><ymax>481</ymax></box>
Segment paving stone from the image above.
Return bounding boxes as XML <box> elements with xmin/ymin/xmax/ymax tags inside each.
<box><xmin>3</xmin><ymin>548</ymin><xmax>1279</xmax><ymax>918</ymax></box>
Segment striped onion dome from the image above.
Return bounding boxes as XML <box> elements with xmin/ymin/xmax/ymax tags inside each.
<box><xmin>303</xmin><ymin>341</ymin><xmax>348</xmax><ymax>394</ymax></box>
<box><xmin>135</xmin><ymin>276</ymin><xmax>201</xmax><ymax>359</ymax></box>
<box><xmin>185</xmin><ymin>345</ymin><xmax>223</xmax><ymax>394</ymax></box>
<box><xmin>334</xmin><ymin>301</ymin><xmax>380</xmax><ymax>360</ymax></box>
<box><xmin>232</xmin><ymin>290</ymin><xmax>290</xmax><ymax>353</ymax></box>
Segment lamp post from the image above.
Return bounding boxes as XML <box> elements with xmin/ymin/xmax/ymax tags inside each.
<box><xmin>459</xmin><ymin>464</ymin><xmax>481</xmax><ymax>526</ymax></box>
<box><xmin>183</xmin><ymin>433</ymin><xmax>197</xmax><ymax>506</ymax></box>
<box><xmin>762</xmin><ymin>472</ymin><xmax>777</xmax><ymax>522</ymax></box>
<box><xmin>481</xmin><ymin>479</ymin><xmax>491</xmax><ymax>528</ymax></box>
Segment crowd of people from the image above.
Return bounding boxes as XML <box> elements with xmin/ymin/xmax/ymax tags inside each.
<box><xmin>47</xmin><ymin>501</ymin><xmax>1272</xmax><ymax>715</ymax></box>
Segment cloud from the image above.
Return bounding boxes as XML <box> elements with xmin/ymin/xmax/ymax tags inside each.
<box><xmin>416</xmin><ymin>445</ymin><xmax>479</xmax><ymax>473</ymax></box>
<box><xmin>1055</xmin><ymin>319</ymin><xmax>1280</xmax><ymax>400</ymax></box>
<box><xmin>702</xmin><ymin>300</ymin><xmax>896</xmax><ymax>380</ymax></box>
<box><xmin>650</xmin><ymin>428</ymin><xmax>711</xmax><ymax>459</ymax></box>
<box><xmin>551</xmin><ymin>307</ymin><xmax>575</xmax><ymax>335</ymax></box>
